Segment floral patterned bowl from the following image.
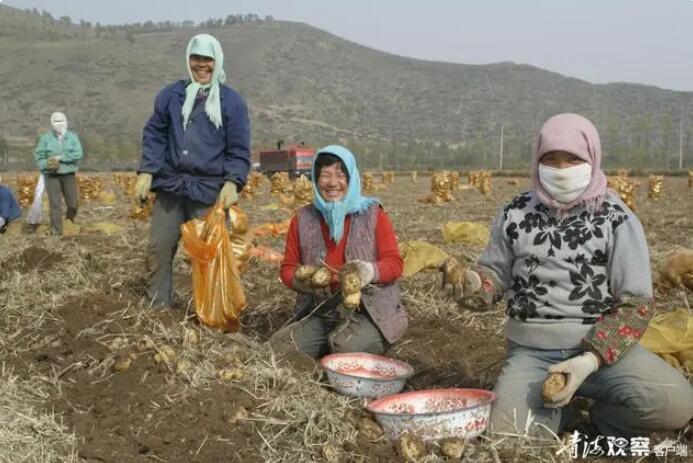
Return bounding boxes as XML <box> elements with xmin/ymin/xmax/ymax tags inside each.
<box><xmin>366</xmin><ymin>388</ymin><xmax>497</xmax><ymax>441</ymax></box>
<box><xmin>320</xmin><ymin>352</ymin><xmax>414</xmax><ymax>398</ymax></box>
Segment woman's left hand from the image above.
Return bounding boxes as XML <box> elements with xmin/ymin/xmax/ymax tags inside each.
<box><xmin>545</xmin><ymin>351</ymin><xmax>600</xmax><ymax>408</ymax></box>
<box><xmin>351</xmin><ymin>260</ymin><xmax>375</xmax><ymax>287</ymax></box>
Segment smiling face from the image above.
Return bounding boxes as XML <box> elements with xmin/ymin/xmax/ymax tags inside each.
<box><xmin>540</xmin><ymin>150</ymin><xmax>587</xmax><ymax>169</ymax></box>
<box><xmin>189</xmin><ymin>54</ymin><xmax>215</xmax><ymax>84</ymax></box>
<box><xmin>317</xmin><ymin>161</ymin><xmax>349</xmax><ymax>202</ymax></box>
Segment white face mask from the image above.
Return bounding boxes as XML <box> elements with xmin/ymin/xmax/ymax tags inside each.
<box><xmin>50</xmin><ymin>112</ymin><xmax>68</xmax><ymax>137</ymax></box>
<box><xmin>538</xmin><ymin>163</ymin><xmax>592</xmax><ymax>203</ymax></box>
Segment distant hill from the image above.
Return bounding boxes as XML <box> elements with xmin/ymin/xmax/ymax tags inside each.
<box><xmin>1</xmin><ymin>5</ymin><xmax>691</xmax><ymax>169</ymax></box>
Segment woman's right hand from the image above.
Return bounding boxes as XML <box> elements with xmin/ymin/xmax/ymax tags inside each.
<box><xmin>439</xmin><ymin>258</ymin><xmax>482</xmax><ymax>302</ymax></box>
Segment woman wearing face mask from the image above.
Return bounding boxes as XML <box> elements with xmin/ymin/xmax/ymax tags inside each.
<box><xmin>441</xmin><ymin>114</ymin><xmax>693</xmax><ymax>438</ymax></box>
<box><xmin>33</xmin><ymin>112</ymin><xmax>83</xmax><ymax>235</ymax></box>
<box><xmin>273</xmin><ymin>145</ymin><xmax>407</xmax><ymax>358</ymax></box>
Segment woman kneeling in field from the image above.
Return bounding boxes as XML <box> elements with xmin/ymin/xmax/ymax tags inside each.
<box><xmin>274</xmin><ymin>145</ymin><xmax>407</xmax><ymax>358</ymax></box>
<box><xmin>442</xmin><ymin>113</ymin><xmax>693</xmax><ymax>438</ymax></box>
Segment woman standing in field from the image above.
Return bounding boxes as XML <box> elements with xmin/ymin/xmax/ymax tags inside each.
<box><xmin>274</xmin><ymin>145</ymin><xmax>407</xmax><ymax>358</ymax></box>
<box><xmin>442</xmin><ymin>113</ymin><xmax>693</xmax><ymax>438</ymax></box>
<box><xmin>33</xmin><ymin>112</ymin><xmax>83</xmax><ymax>235</ymax></box>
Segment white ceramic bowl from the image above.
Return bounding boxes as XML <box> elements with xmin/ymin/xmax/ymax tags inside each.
<box><xmin>366</xmin><ymin>388</ymin><xmax>497</xmax><ymax>441</ymax></box>
<box><xmin>320</xmin><ymin>352</ymin><xmax>414</xmax><ymax>398</ymax></box>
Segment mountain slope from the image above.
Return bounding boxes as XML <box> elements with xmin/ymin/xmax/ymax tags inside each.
<box><xmin>1</xmin><ymin>5</ymin><xmax>691</xmax><ymax>168</ymax></box>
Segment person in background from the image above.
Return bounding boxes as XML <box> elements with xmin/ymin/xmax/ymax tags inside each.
<box><xmin>441</xmin><ymin>113</ymin><xmax>693</xmax><ymax>438</ymax></box>
<box><xmin>33</xmin><ymin>112</ymin><xmax>83</xmax><ymax>235</ymax></box>
<box><xmin>135</xmin><ymin>33</ymin><xmax>250</xmax><ymax>308</ymax></box>
<box><xmin>274</xmin><ymin>145</ymin><xmax>407</xmax><ymax>358</ymax></box>
<box><xmin>0</xmin><ymin>175</ymin><xmax>21</xmax><ymax>234</ymax></box>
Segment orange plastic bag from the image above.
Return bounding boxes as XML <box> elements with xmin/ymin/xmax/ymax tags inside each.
<box><xmin>181</xmin><ymin>201</ymin><xmax>247</xmax><ymax>332</ymax></box>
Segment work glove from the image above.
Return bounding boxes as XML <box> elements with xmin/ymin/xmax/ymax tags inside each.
<box><xmin>135</xmin><ymin>173</ymin><xmax>153</xmax><ymax>203</ymax></box>
<box><xmin>350</xmin><ymin>260</ymin><xmax>376</xmax><ymax>288</ymax></box>
<box><xmin>218</xmin><ymin>181</ymin><xmax>238</xmax><ymax>208</ymax></box>
<box><xmin>545</xmin><ymin>351</ymin><xmax>600</xmax><ymax>408</ymax></box>
<box><xmin>47</xmin><ymin>156</ymin><xmax>61</xmax><ymax>170</ymax></box>
<box><xmin>291</xmin><ymin>277</ymin><xmax>333</xmax><ymax>298</ymax></box>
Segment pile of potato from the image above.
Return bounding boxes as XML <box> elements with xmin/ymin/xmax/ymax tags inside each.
<box><xmin>648</xmin><ymin>175</ymin><xmax>663</xmax><ymax>200</ymax></box>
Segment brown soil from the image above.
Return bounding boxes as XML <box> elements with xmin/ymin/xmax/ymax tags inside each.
<box><xmin>15</xmin><ymin>245</ymin><xmax>63</xmax><ymax>272</ymax></box>
<box><xmin>1</xmin><ymin>174</ymin><xmax>691</xmax><ymax>462</ymax></box>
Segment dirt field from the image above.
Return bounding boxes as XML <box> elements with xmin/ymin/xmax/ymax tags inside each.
<box><xmin>1</xmin><ymin>173</ymin><xmax>691</xmax><ymax>462</ymax></box>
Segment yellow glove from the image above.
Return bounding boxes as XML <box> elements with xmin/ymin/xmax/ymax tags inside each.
<box><xmin>135</xmin><ymin>173</ymin><xmax>152</xmax><ymax>203</ymax></box>
<box><xmin>47</xmin><ymin>156</ymin><xmax>61</xmax><ymax>170</ymax></box>
<box><xmin>219</xmin><ymin>181</ymin><xmax>238</xmax><ymax>208</ymax></box>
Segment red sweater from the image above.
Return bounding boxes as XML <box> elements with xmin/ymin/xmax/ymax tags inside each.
<box><xmin>280</xmin><ymin>207</ymin><xmax>403</xmax><ymax>289</ymax></box>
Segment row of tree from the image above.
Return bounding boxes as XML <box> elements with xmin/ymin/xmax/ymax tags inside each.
<box><xmin>21</xmin><ymin>7</ymin><xmax>273</xmax><ymax>36</ymax></box>
<box><xmin>1</xmin><ymin>131</ymin><xmax>689</xmax><ymax>170</ymax></box>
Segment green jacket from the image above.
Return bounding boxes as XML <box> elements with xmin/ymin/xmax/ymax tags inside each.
<box><xmin>34</xmin><ymin>131</ymin><xmax>83</xmax><ymax>174</ymax></box>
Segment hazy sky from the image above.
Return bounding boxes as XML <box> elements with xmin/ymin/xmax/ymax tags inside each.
<box><xmin>6</xmin><ymin>0</ymin><xmax>693</xmax><ymax>91</ymax></box>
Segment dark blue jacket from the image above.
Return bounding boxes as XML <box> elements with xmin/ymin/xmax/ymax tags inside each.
<box><xmin>0</xmin><ymin>185</ymin><xmax>21</xmax><ymax>226</ymax></box>
<box><xmin>139</xmin><ymin>80</ymin><xmax>251</xmax><ymax>205</ymax></box>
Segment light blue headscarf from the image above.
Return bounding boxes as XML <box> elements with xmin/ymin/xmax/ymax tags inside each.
<box><xmin>311</xmin><ymin>145</ymin><xmax>379</xmax><ymax>243</ymax></box>
<box><xmin>182</xmin><ymin>34</ymin><xmax>226</xmax><ymax>130</ymax></box>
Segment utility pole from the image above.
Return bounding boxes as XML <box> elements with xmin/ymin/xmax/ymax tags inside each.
<box><xmin>679</xmin><ymin>104</ymin><xmax>685</xmax><ymax>170</ymax></box>
<box><xmin>499</xmin><ymin>125</ymin><xmax>505</xmax><ymax>171</ymax></box>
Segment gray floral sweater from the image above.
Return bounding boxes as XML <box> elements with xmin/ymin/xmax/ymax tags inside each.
<box><xmin>477</xmin><ymin>190</ymin><xmax>653</xmax><ymax>365</ymax></box>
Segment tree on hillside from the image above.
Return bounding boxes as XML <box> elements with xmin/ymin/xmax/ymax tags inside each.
<box><xmin>41</xmin><ymin>10</ymin><xmax>54</xmax><ymax>24</ymax></box>
<box><xmin>59</xmin><ymin>16</ymin><xmax>71</xmax><ymax>27</ymax></box>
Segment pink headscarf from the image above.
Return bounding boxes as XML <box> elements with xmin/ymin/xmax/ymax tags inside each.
<box><xmin>532</xmin><ymin>113</ymin><xmax>607</xmax><ymax>215</ymax></box>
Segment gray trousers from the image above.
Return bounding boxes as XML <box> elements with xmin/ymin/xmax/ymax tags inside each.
<box><xmin>271</xmin><ymin>296</ymin><xmax>390</xmax><ymax>358</ymax></box>
<box><xmin>146</xmin><ymin>192</ymin><xmax>211</xmax><ymax>307</ymax></box>
<box><xmin>45</xmin><ymin>173</ymin><xmax>79</xmax><ymax>235</ymax></box>
<box><xmin>490</xmin><ymin>340</ymin><xmax>693</xmax><ymax>438</ymax></box>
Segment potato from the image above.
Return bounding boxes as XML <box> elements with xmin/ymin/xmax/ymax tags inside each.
<box><xmin>218</xmin><ymin>368</ymin><xmax>244</xmax><ymax>381</ymax></box>
<box><xmin>107</xmin><ymin>336</ymin><xmax>128</xmax><ymax>351</ymax></box>
<box><xmin>153</xmin><ymin>345</ymin><xmax>176</xmax><ymax>365</ymax></box>
<box><xmin>340</xmin><ymin>263</ymin><xmax>363</xmax><ymax>309</ymax></box>
<box><xmin>439</xmin><ymin>437</ymin><xmax>465</xmax><ymax>459</ymax></box>
<box><xmin>295</xmin><ymin>264</ymin><xmax>319</xmax><ymax>281</ymax></box>
<box><xmin>446</xmin><ymin>267</ymin><xmax>465</xmax><ymax>286</ymax></box>
<box><xmin>440</xmin><ymin>258</ymin><xmax>465</xmax><ymax>285</ymax></box>
<box><xmin>660</xmin><ymin>247</ymin><xmax>693</xmax><ymax>291</ymax></box>
<box><xmin>229</xmin><ymin>406</ymin><xmax>249</xmax><ymax>424</ymax></box>
<box><xmin>311</xmin><ymin>267</ymin><xmax>332</xmax><ymax>287</ymax></box>
<box><xmin>396</xmin><ymin>432</ymin><xmax>426</xmax><ymax>462</ymax></box>
<box><xmin>136</xmin><ymin>335</ymin><xmax>156</xmax><ymax>352</ymax></box>
<box><xmin>343</xmin><ymin>292</ymin><xmax>361</xmax><ymax>310</ymax></box>
<box><xmin>341</xmin><ymin>272</ymin><xmax>362</xmax><ymax>296</ymax></box>
<box><xmin>542</xmin><ymin>372</ymin><xmax>567</xmax><ymax>402</ymax></box>
<box><xmin>357</xmin><ymin>417</ymin><xmax>384</xmax><ymax>442</ymax></box>
<box><xmin>321</xmin><ymin>442</ymin><xmax>342</xmax><ymax>463</ymax></box>
<box><xmin>113</xmin><ymin>352</ymin><xmax>136</xmax><ymax>372</ymax></box>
